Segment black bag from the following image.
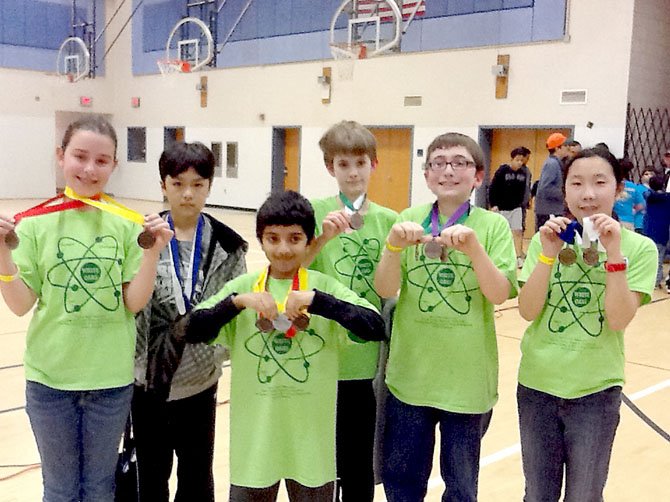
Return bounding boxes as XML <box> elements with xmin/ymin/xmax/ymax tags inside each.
<box><xmin>115</xmin><ymin>415</ymin><xmax>140</xmax><ymax>502</ymax></box>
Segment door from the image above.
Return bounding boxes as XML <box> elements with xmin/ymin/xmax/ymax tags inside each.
<box><xmin>489</xmin><ymin>127</ymin><xmax>572</xmax><ymax>235</ymax></box>
<box><xmin>271</xmin><ymin>127</ymin><xmax>301</xmax><ymax>192</ymax></box>
<box><xmin>367</xmin><ymin>127</ymin><xmax>412</xmax><ymax>213</ymax></box>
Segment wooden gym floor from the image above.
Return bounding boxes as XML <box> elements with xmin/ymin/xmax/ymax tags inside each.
<box><xmin>0</xmin><ymin>199</ymin><xmax>668</xmax><ymax>501</ymax></box>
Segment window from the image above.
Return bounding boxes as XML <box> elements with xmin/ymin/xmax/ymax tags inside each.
<box><xmin>127</xmin><ymin>127</ymin><xmax>146</xmax><ymax>162</ymax></box>
<box><xmin>211</xmin><ymin>142</ymin><xmax>222</xmax><ymax>177</ymax></box>
<box><xmin>226</xmin><ymin>142</ymin><xmax>238</xmax><ymax>178</ymax></box>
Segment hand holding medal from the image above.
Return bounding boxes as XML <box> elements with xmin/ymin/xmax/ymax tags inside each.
<box><xmin>587</xmin><ymin>213</ymin><xmax>622</xmax><ymax>257</ymax></box>
<box><xmin>539</xmin><ymin>215</ymin><xmax>572</xmax><ymax>264</ymax></box>
<box><xmin>0</xmin><ymin>215</ymin><xmax>18</xmax><ymax>250</ymax></box>
<box><xmin>420</xmin><ymin>201</ymin><xmax>471</xmax><ymax>262</ymax></box>
<box><xmin>339</xmin><ymin>192</ymin><xmax>366</xmax><ymax>232</ymax></box>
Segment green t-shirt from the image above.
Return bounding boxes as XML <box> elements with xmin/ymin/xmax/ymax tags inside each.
<box><xmin>196</xmin><ymin>269</ymin><xmax>378</xmax><ymax>488</ymax></box>
<box><xmin>310</xmin><ymin>196</ymin><xmax>397</xmax><ymax>379</ymax></box>
<box><xmin>385</xmin><ymin>204</ymin><xmax>517</xmax><ymax>414</ymax></box>
<box><xmin>13</xmin><ymin>210</ymin><xmax>143</xmax><ymax>390</ymax></box>
<box><xmin>517</xmin><ymin>228</ymin><xmax>657</xmax><ymax>398</ymax></box>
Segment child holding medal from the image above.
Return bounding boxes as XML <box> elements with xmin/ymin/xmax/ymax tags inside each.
<box><xmin>307</xmin><ymin>120</ymin><xmax>397</xmax><ymax>501</ymax></box>
<box><xmin>132</xmin><ymin>141</ymin><xmax>248</xmax><ymax>501</ymax></box>
<box><xmin>0</xmin><ymin>115</ymin><xmax>173</xmax><ymax>501</ymax></box>
<box><xmin>517</xmin><ymin>147</ymin><xmax>657</xmax><ymax>501</ymax></box>
<box><xmin>374</xmin><ymin>133</ymin><xmax>517</xmax><ymax>502</ymax></box>
<box><xmin>179</xmin><ymin>190</ymin><xmax>385</xmax><ymax>502</ymax></box>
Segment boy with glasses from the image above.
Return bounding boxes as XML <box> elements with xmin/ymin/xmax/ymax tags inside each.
<box><xmin>374</xmin><ymin>133</ymin><xmax>517</xmax><ymax>502</ymax></box>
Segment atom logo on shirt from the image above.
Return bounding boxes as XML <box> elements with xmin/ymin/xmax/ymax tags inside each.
<box><xmin>407</xmin><ymin>254</ymin><xmax>477</xmax><ymax>315</ymax></box>
<box><xmin>245</xmin><ymin>329</ymin><xmax>325</xmax><ymax>384</ymax></box>
<box><xmin>546</xmin><ymin>264</ymin><xmax>605</xmax><ymax>337</ymax></box>
<box><xmin>336</xmin><ymin>236</ymin><xmax>381</xmax><ymax>302</ymax></box>
<box><xmin>46</xmin><ymin>235</ymin><xmax>123</xmax><ymax>313</ymax></box>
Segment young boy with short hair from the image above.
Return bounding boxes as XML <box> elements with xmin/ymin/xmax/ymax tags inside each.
<box><xmin>374</xmin><ymin>132</ymin><xmax>518</xmax><ymax>502</ymax></box>
<box><xmin>307</xmin><ymin>120</ymin><xmax>398</xmax><ymax>501</ymax></box>
<box><xmin>182</xmin><ymin>190</ymin><xmax>385</xmax><ymax>502</ymax></box>
<box><xmin>132</xmin><ymin>141</ymin><xmax>248</xmax><ymax>501</ymax></box>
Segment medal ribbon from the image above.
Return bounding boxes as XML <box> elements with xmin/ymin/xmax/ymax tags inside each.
<box><xmin>422</xmin><ymin>201</ymin><xmax>470</xmax><ymax>236</ymax></box>
<box><xmin>63</xmin><ymin>186</ymin><xmax>145</xmax><ymax>226</ymax></box>
<box><xmin>339</xmin><ymin>192</ymin><xmax>366</xmax><ymax>216</ymax></box>
<box><xmin>558</xmin><ymin>220</ymin><xmax>583</xmax><ymax>244</ymax></box>
<box><xmin>167</xmin><ymin>214</ymin><xmax>204</xmax><ymax>315</ymax></box>
<box><xmin>252</xmin><ymin>266</ymin><xmax>309</xmax><ymax>338</ymax></box>
<box><xmin>13</xmin><ymin>194</ymin><xmax>90</xmax><ymax>223</ymax></box>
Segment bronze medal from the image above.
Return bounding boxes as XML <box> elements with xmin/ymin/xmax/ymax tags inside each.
<box><xmin>137</xmin><ymin>230</ymin><xmax>156</xmax><ymax>249</ymax></box>
<box><xmin>424</xmin><ymin>240</ymin><xmax>442</xmax><ymax>260</ymax></box>
<box><xmin>292</xmin><ymin>314</ymin><xmax>310</xmax><ymax>331</ymax></box>
<box><xmin>255</xmin><ymin>317</ymin><xmax>274</xmax><ymax>333</ymax></box>
<box><xmin>558</xmin><ymin>247</ymin><xmax>577</xmax><ymax>266</ymax></box>
<box><xmin>349</xmin><ymin>212</ymin><xmax>364</xmax><ymax>230</ymax></box>
<box><xmin>273</xmin><ymin>313</ymin><xmax>292</xmax><ymax>333</ymax></box>
<box><xmin>4</xmin><ymin>230</ymin><xmax>19</xmax><ymax>250</ymax></box>
<box><xmin>440</xmin><ymin>245</ymin><xmax>449</xmax><ymax>262</ymax></box>
<box><xmin>583</xmin><ymin>242</ymin><xmax>600</xmax><ymax>266</ymax></box>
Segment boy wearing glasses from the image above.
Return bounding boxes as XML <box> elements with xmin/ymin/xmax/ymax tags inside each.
<box><xmin>374</xmin><ymin>133</ymin><xmax>517</xmax><ymax>502</ymax></box>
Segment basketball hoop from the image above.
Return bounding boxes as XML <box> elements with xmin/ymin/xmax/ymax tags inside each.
<box><xmin>330</xmin><ymin>42</ymin><xmax>366</xmax><ymax>81</ymax></box>
<box><xmin>157</xmin><ymin>59</ymin><xmax>192</xmax><ymax>76</ymax></box>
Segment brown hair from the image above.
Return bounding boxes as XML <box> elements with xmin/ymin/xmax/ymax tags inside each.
<box><xmin>61</xmin><ymin>115</ymin><xmax>118</xmax><ymax>159</ymax></box>
<box><xmin>318</xmin><ymin>120</ymin><xmax>377</xmax><ymax>165</ymax></box>
<box><xmin>426</xmin><ymin>133</ymin><xmax>485</xmax><ymax>172</ymax></box>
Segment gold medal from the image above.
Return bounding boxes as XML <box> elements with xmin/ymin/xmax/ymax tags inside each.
<box><xmin>137</xmin><ymin>230</ymin><xmax>156</xmax><ymax>249</ymax></box>
<box><xmin>255</xmin><ymin>317</ymin><xmax>274</xmax><ymax>333</ymax></box>
<box><xmin>292</xmin><ymin>314</ymin><xmax>310</xmax><ymax>331</ymax></box>
<box><xmin>583</xmin><ymin>241</ymin><xmax>600</xmax><ymax>266</ymax></box>
<box><xmin>558</xmin><ymin>247</ymin><xmax>577</xmax><ymax>265</ymax></box>
<box><xmin>424</xmin><ymin>240</ymin><xmax>443</xmax><ymax>260</ymax></box>
<box><xmin>349</xmin><ymin>212</ymin><xmax>364</xmax><ymax>230</ymax></box>
<box><xmin>4</xmin><ymin>230</ymin><xmax>19</xmax><ymax>250</ymax></box>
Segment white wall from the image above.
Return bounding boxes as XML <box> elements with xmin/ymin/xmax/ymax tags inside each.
<box><xmin>627</xmin><ymin>0</ymin><xmax>670</xmax><ymax>109</ymax></box>
<box><xmin>0</xmin><ymin>0</ymin><xmax>637</xmax><ymax>207</ymax></box>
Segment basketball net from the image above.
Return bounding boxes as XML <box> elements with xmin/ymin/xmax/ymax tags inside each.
<box><xmin>157</xmin><ymin>59</ymin><xmax>192</xmax><ymax>76</ymax></box>
<box><xmin>330</xmin><ymin>43</ymin><xmax>366</xmax><ymax>81</ymax></box>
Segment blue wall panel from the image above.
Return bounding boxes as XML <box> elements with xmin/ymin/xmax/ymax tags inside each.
<box><xmin>132</xmin><ymin>0</ymin><xmax>565</xmax><ymax>75</ymax></box>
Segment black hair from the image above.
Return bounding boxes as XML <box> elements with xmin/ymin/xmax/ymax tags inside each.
<box><xmin>649</xmin><ymin>174</ymin><xmax>665</xmax><ymax>191</ymax></box>
<box><xmin>594</xmin><ymin>142</ymin><xmax>610</xmax><ymax>152</ymax></box>
<box><xmin>510</xmin><ymin>146</ymin><xmax>530</xmax><ymax>159</ymax></box>
<box><xmin>618</xmin><ymin>157</ymin><xmax>634</xmax><ymax>180</ymax></box>
<box><xmin>565</xmin><ymin>139</ymin><xmax>581</xmax><ymax>147</ymax></box>
<box><xmin>256</xmin><ymin>190</ymin><xmax>316</xmax><ymax>243</ymax></box>
<box><xmin>562</xmin><ymin>147</ymin><xmax>624</xmax><ymax>191</ymax></box>
<box><xmin>159</xmin><ymin>142</ymin><xmax>216</xmax><ymax>183</ymax></box>
<box><xmin>62</xmin><ymin>114</ymin><xmax>117</xmax><ymax>158</ymax></box>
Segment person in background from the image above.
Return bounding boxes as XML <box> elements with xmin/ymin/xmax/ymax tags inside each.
<box><xmin>535</xmin><ymin>133</ymin><xmax>570</xmax><ymax>230</ymax></box>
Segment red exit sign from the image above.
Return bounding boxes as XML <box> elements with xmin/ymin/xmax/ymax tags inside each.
<box><xmin>79</xmin><ymin>96</ymin><xmax>92</xmax><ymax>107</ymax></box>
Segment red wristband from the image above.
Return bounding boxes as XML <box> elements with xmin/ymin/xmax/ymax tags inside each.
<box><xmin>604</xmin><ymin>259</ymin><xmax>627</xmax><ymax>272</ymax></box>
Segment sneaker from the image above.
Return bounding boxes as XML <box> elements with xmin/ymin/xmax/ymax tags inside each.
<box><xmin>517</xmin><ymin>256</ymin><xmax>525</xmax><ymax>269</ymax></box>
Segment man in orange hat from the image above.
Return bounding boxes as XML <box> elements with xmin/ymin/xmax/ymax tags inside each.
<box><xmin>534</xmin><ymin>132</ymin><xmax>570</xmax><ymax>230</ymax></box>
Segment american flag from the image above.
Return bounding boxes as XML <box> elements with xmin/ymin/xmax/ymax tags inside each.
<box><xmin>356</xmin><ymin>0</ymin><xmax>426</xmax><ymax>23</ymax></box>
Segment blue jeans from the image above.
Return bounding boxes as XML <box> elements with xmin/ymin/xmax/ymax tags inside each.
<box><xmin>381</xmin><ymin>391</ymin><xmax>492</xmax><ymax>502</ymax></box>
<box><xmin>25</xmin><ymin>381</ymin><xmax>133</xmax><ymax>502</ymax></box>
<box><xmin>517</xmin><ymin>384</ymin><xmax>621</xmax><ymax>502</ymax></box>
<box><xmin>655</xmin><ymin>242</ymin><xmax>668</xmax><ymax>286</ymax></box>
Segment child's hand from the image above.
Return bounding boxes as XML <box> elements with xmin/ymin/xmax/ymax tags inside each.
<box><xmin>0</xmin><ymin>215</ymin><xmax>16</xmax><ymax>251</ymax></box>
<box><xmin>142</xmin><ymin>214</ymin><xmax>174</xmax><ymax>252</ymax></box>
<box><xmin>285</xmin><ymin>290</ymin><xmax>315</xmax><ymax>319</ymax></box>
<box><xmin>539</xmin><ymin>216</ymin><xmax>571</xmax><ymax>257</ymax></box>
<box><xmin>234</xmin><ymin>292</ymin><xmax>279</xmax><ymax>319</ymax></box>
<box><xmin>322</xmin><ymin>211</ymin><xmax>350</xmax><ymax>240</ymax></box>
<box><xmin>438</xmin><ymin>224</ymin><xmax>480</xmax><ymax>256</ymax></box>
<box><xmin>387</xmin><ymin>222</ymin><xmax>425</xmax><ymax>249</ymax></box>
<box><xmin>590</xmin><ymin>213</ymin><xmax>622</xmax><ymax>257</ymax></box>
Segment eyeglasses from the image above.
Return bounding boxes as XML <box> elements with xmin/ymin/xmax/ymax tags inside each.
<box><xmin>426</xmin><ymin>157</ymin><xmax>476</xmax><ymax>172</ymax></box>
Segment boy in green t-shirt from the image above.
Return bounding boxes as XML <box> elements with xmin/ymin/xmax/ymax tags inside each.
<box><xmin>181</xmin><ymin>191</ymin><xmax>385</xmax><ymax>502</ymax></box>
<box><xmin>374</xmin><ymin>132</ymin><xmax>518</xmax><ymax>502</ymax></box>
<box><xmin>306</xmin><ymin>120</ymin><xmax>397</xmax><ymax>502</ymax></box>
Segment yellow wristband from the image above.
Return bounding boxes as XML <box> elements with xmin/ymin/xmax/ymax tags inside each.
<box><xmin>538</xmin><ymin>253</ymin><xmax>556</xmax><ymax>266</ymax></box>
<box><xmin>0</xmin><ymin>265</ymin><xmax>20</xmax><ymax>283</ymax></box>
<box><xmin>385</xmin><ymin>240</ymin><xmax>403</xmax><ymax>253</ymax></box>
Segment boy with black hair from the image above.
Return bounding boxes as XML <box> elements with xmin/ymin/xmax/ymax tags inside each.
<box><xmin>182</xmin><ymin>190</ymin><xmax>385</xmax><ymax>502</ymax></box>
<box><xmin>489</xmin><ymin>146</ymin><xmax>531</xmax><ymax>267</ymax></box>
<box><xmin>307</xmin><ymin>120</ymin><xmax>397</xmax><ymax>501</ymax></box>
<box><xmin>133</xmin><ymin>141</ymin><xmax>248</xmax><ymax>501</ymax></box>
